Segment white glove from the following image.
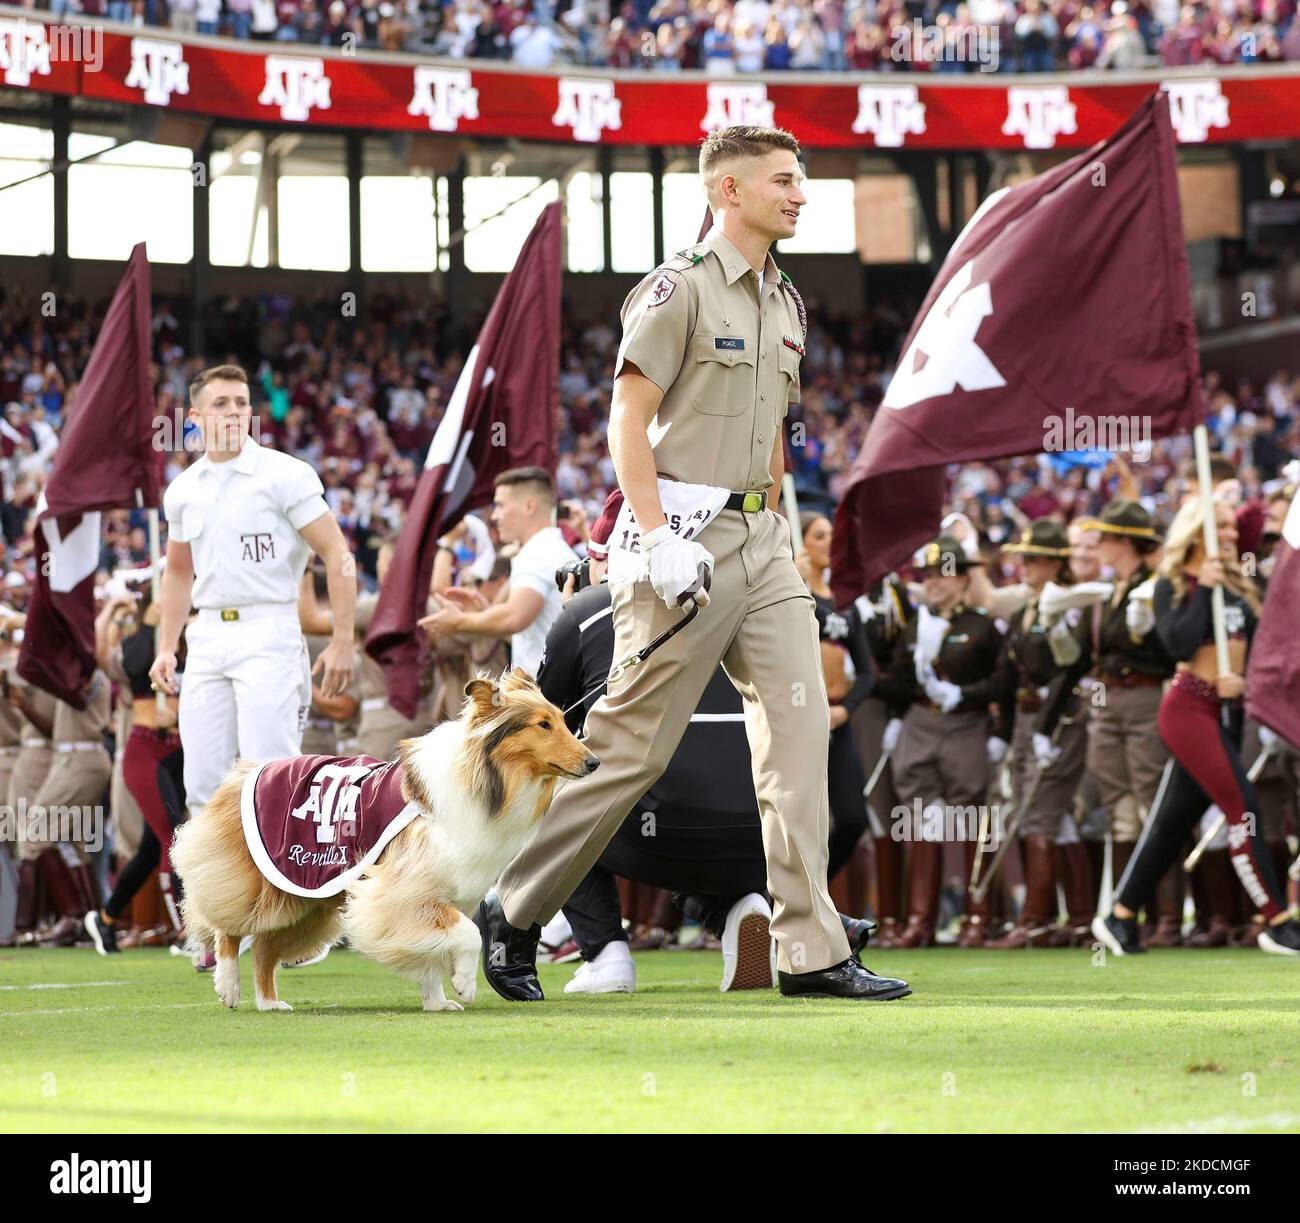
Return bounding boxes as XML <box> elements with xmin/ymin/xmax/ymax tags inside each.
<box><xmin>1046</xmin><ymin>616</ymin><xmax>1082</xmax><ymax>666</ymax></box>
<box><xmin>641</xmin><ymin>524</ymin><xmax>714</xmax><ymax>610</ymax></box>
<box><xmin>1032</xmin><ymin>732</ymin><xmax>1061</xmax><ymax>769</ymax></box>
<box><xmin>1259</xmin><ymin>725</ymin><xmax>1279</xmax><ymax>750</ymax></box>
<box><xmin>1125</xmin><ymin>592</ymin><xmax>1156</xmax><ymax>637</ymax></box>
<box><xmin>1039</xmin><ymin>579</ymin><xmax>1113</xmax><ymax>624</ymax></box>
<box><xmin>924</xmin><ymin>674</ymin><xmax>963</xmax><ymax>713</ymax></box>
<box><xmin>986</xmin><ymin>736</ymin><xmax>1009</xmax><ymax>765</ymax></box>
<box><xmin>881</xmin><ymin>717</ymin><xmax>903</xmax><ymax>754</ymax></box>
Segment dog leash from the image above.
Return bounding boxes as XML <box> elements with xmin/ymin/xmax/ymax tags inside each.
<box><xmin>561</xmin><ymin>567</ymin><xmax>710</xmax><ymax>719</ymax></box>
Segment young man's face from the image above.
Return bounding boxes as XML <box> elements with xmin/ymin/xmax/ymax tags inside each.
<box><xmin>490</xmin><ymin>484</ymin><xmax>530</xmax><ymax>547</ymax></box>
<box><xmin>189</xmin><ymin>378</ymin><xmax>252</xmax><ymax>453</ymax></box>
<box><xmin>722</xmin><ymin>149</ymin><xmax>806</xmax><ymax>243</ymax></box>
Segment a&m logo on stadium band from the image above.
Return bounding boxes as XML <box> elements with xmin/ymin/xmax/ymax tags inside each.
<box><xmin>0</xmin><ymin>18</ymin><xmax>51</xmax><ymax>87</ymax></box>
<box><xmin>552</xmin><ymin>77</ymin><xmax>621</xmax><ymax>143</ymax></box>
<box><xmin>852</xmin><ymin>84</ymin><xmax>926</xmax><ymax>148</ymax></box>
<box><xmin>701</xmin><ymin>84</ymin><xmax>774</xmax><ymax>132</ymax></box>
<box><xmin>125</xmin><ymin>38</ymin><xmax>190</xmax><ymax>107</ymax></box>
<box><xmin>1160</xmin><ymin>78</ymin><xmax>1230</xmax><ymax>143</ymax></box>
<box><xmin>1002</xmin><ymin>85</ymin><xmax>1077</xmax><ymax>149</ymax></box>
<box><xmin>408</xmin><ymin>66</ymin><xmax>478</xmax><ymax>133</ymax></box>
<box><xmin>259</xmin><ymin>56</ymin><xmax>332</xmax><ymax>122</ymax></box>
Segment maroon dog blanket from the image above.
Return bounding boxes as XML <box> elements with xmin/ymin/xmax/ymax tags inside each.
<box><xmin>239</xmin><ymin>754</ymin><xmax>421</xmax><ymax>898</ymax></box>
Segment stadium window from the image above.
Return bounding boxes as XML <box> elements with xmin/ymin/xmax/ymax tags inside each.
<box><xmin>610</xmin><ymin>172</ymin><xmax>653</xmax><ymax>274</ymax></box>
<box><xmin>463</xmin><ymin>176</ymin><xmax>560</xmax><ymax>273</ymax></box>
<box><xmin>68</xmin><ymin>134</ymin><xmax>194</xmax><ymax>264</ymax></box>
<box><xmin>564</xmin><ymin>171</ymin><xmax>604</xmax><ymax>274</ymax></box>
<box><xmin>663</xmin><ymin>172</ymin><xmax>708</xmax><ymax>254</ymax></box>
<box><xmin>0</xmin><ymin>124</ymin><xmax>54</xmax><ymax>257</ymax></box>
<box><xmin>361</xmin><ymin>175</ymin><xmax>437</xmax><ymax>273</ymax></box>
<box><xmin>278</xmin><ymin>174</ymin><xmax>350</xmax><ymax>272</ymax></box>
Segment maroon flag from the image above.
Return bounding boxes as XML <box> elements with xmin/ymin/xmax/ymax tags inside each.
<box><xmin>1246</xmin><ymin>488</ymin><xmax>1300</xmax><ymax>746</ymax></box>
<box><xmin>18</xmin><ymin>243</ymin><xmax>160</xmax><ymax>707</ymax></box>
<box><xmin>366</xmin><ymin>201</ymin><xmax>562</xmax><ymax>718</ymax></box>
<box><xmin>831</xmin><ymin>92</ymin><xmax>1203</xmax><ymax>605</ymax></box>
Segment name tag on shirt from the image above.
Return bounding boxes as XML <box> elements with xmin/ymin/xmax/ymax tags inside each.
<box><xmin>714</xmin><ymin>337</ymin><xmax>745</xmax><ymax>351</ymax></box>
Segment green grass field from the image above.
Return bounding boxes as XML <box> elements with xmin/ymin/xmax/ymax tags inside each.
<box><xmin>2</xmin><ymin>945</ymin><xmax>1299</xmax><ymax>1133</ymax></box>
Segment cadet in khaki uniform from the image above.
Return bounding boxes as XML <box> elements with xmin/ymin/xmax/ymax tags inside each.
<box><xmin>0</xmin><ymin>643</ymin><xmax>25</xmax><ymax>946</ymax></box>
<box><xmin>7</xmin><ymin>667</ymin><xmax>57</xmax><ymax>943</ymax></box>
<box><xmin>354</xmin><ymin>590</ymin><xmax>428</xmax><ymax>759</ymax></box>
<box><xmin>478</xmin><ymin>126</ymin><xmax>909</xmax><ymax>1003</ymax></box>
<box><xmin>20</xmin><ymin>675</ymin><xmax>112</xmax><ymax>945</ymax></box>
<box><xmin>1065</xmin><ymin>500</ymin><xmax>1178</xmax><ymax>943</ymax></box>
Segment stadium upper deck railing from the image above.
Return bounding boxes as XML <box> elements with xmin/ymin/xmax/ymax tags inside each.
<box><xmin>2</xmin><ymin>6</ymin><xmax>1299</xmax><ymax>150</ymax></box>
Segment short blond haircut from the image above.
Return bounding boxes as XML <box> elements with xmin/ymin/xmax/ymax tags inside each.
<box><xmin>189</xmin><ymin>364</ymin><xmax>249</xmax><ymax>406</ymax></box>
<box><xmin>699</xmin><ymin>126</ymin><xmax>801</xmax><ymax>210</ymax></box>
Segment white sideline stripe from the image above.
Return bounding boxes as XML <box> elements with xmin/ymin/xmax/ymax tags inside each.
<box><xmin>0</xmin><ymin>980</ymin><xmax>132</xmax><ymax>992</ymax></box>
<box><xmin>689</xmin><ymin>713</ymin><xmax>746</xmax><ymax>723</ymax></box>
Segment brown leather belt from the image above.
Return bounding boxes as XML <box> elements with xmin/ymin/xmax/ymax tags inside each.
<box><xmin>1016</xmin><ymin>688</ymin><xmax>1043</xmax><ymax>713</ymax></box>
<box><xmin>1097</xmin><ymin>671</ymin><xmax>1163</xmax><ymax>689</ymax></box>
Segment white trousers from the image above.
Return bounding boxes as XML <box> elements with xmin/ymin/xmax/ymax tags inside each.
<box><xmin>179</xmin><ymin>606</ymin><xmax>311</xmax><ymax>821</ymax></box>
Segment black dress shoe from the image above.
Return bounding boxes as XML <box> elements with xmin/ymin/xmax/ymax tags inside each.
<box><xmin>840</xmin><ymin>914</ymin><xmax>878</xmax><ymax>958</ymax></box>
<box><xmin>475</xmin><ymin>894</ymin><xmax>545</xmax><ymax>1002</ymax></box>
<box><xmin>1091</xmin><ymin>913</ymin><xmax>1145</xmax><ymax>957</ymax></box>
<box><xmin>778</xmin><ymin>957</ymin><xmax>911</xmax><ymax>1000</ymax></box>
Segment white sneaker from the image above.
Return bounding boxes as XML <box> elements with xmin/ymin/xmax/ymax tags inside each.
<box><xmin>564</xmin><ymin>942</ymin><xmax>636</xmax><ymax>994</ymax></box>
<box><xmin>539</xmin><ymin>911</ymin><xmax>573</xmax><ymax>951</ymax></box>
<box><xmin>720</xmin><ymin>893</ymin><xmax>773</xmax><ymax>992</ymax></box>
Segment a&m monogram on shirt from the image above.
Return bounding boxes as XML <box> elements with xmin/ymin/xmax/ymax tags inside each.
<box><xmin>240</xmin><ymin>532</ymin><xmax>275</xmax><ymax>563</ymax></box>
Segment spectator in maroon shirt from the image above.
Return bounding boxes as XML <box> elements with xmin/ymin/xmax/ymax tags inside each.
<box><xmin>1159</xmin><ymin>5</ymin><xmax>1206</xmax><ymax>64</ymax></box>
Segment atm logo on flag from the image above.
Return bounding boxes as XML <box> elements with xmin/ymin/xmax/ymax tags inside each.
<box><xmin>259</xmin><ymin>56</ymin><xmax>332</xmax><ymax>122</ymax></box>
<box><xmin>125</xmin><ymin>38</ymin><xmax>190</xmax><ymax>107</ymax></box>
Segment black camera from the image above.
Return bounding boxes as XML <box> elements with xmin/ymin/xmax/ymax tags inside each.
<box><xmin>555</xmin><ymin>558</ymin><xmax>592</xmax><ymax>593</ymax></box>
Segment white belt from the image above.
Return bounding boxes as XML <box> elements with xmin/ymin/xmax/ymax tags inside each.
<box><xmin>0</xmin><ymin>745</ymin><xmax>19</xmax><ymax>757</ymax></box>
<box><xmin>197</xmin><ymin>602</ymin><xmax>298</xmax><ymax>624</ymax></box>
<box><xmin>56</xmin><ymin>741</ymin><xmax>103</xmax><ymax>753</ymax></box>
<box><xmin>361</xmin><ymin>697</ymin><xmax>388</xmax><ymax>712</ymax></box>
<box><xmin>21</xmin><ymin>738</ymin><xmax>50</xmax><ymax>749</ymax></box>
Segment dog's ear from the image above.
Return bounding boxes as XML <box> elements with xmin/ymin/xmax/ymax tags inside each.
<box><xmin>464</xmin><ymin>677</ymin><xmax>499</xmax><ymax>713</ymax></box>
<box><xmin>499</xmin><ymin>667</ymin><xmax>535</xmax><ymax>693</ymax></box>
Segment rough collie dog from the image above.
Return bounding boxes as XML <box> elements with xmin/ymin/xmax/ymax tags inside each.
<box><xmin>171</xmin><ymin>669</ymin><xmax>597</xmax><ymax>1014</ymax></box>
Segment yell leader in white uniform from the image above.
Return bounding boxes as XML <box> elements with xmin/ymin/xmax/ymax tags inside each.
<box><xmin>149</xmin><ymin>365</ymin><xmax>356</xmax><ymax>824</ymax></box>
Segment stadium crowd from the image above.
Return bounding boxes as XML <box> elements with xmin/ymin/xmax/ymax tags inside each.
<box><xmin>1</xmin><ymin>282</ymin><xmax>1298</xmax><ymax>968</ymax></box>
<box><xmin>28</xmin><ymin>0</ymin><xmax>1300</xmax><ymax>70</ymax></box>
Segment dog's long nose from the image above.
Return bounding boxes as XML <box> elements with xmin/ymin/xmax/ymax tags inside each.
<box><xmin>582</xmin><ymin>755</ymin><xmax>600</xmax><ymax>775</ymax></box>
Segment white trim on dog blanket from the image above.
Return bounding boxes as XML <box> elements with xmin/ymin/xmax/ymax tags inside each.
<box><xmin>239</xmin><ymin>759</ymin><xmax>422</xmax><ymax>899</ymax></box>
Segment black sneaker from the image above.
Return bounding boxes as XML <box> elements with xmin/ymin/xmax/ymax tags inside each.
<box><xmin>1257</xmin><ymin>920</ymin><xmax>1300</xmax><ymax>957</ymax></box>
<box><xmin>1091</xmin><ymin>912</ymin><xmax>1144</xmax><ymax>957</ymax></box>
<box><xmin>84</xmin><ymin>910</ymin><xmax>120</xmax><ymax>956</ymax></box>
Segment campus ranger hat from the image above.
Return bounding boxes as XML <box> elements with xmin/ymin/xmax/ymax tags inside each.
<box><xmin>1074</xmin><ymin>498</ymin><xmax>1161</xmax><ymax>543</ymax></box>
<box><xmin>1003</xmin><ymin>518</ymin><xmax>1071</xmax><ymax>558</ymax></box>
<box><xmin>915</xmin><ymin>534</ymin><xmax>984</xmax><ymax>573</ymax></box>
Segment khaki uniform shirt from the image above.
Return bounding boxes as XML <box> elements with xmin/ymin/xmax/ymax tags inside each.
<box><xmin>614</xmin><ymin>226</ymin><xmax>805</xmax><ymax>494</ymax></box>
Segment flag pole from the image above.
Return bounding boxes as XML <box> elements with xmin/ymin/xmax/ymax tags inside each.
<box><xmin>138</xmin><ymin>487</ymin><xmax>166</xmax><ymax>714</ymax></box>
<box><xmin>1192</xmin><ymin>426</ymin><xmax>1231</xmax><ymax>713</ymax></box>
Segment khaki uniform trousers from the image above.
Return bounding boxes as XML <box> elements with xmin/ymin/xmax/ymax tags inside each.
<box><xmin>9</xmin><ymin>742</ymin><xmax>53</xmax><ymax>863</ymax></box>
<box><xmin>111</xmin><ymin>702</ymin><xmax>145</xmax><ymax>858</ymax></box>
<box><xmin>356</xmin><ymin>701</ymin><xmax>428</xmax><ymax>762</ymax></box>
<box><xmin>890</xmin><ymin>706</ymin><xmax>990</xmax><ymax>837</ymax></box>
<box><xmin>1086</xmin><ymin>683</ymin><xmax>1167</xmax><ymax>843</ymax></box>
<box><xmin>496</xmin><ymin>507</ymin><xmax>850</xmax><ymax>975</ymax></box>
<box><xmin>22</xmin><ymin>747</ymin><xmax>111</xmax><ymax>860</ymax></box>
<box><xmin>1009</xmin><ymin>713</ymin><xmax>1088</xmax><ymax>839</ymax></box>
